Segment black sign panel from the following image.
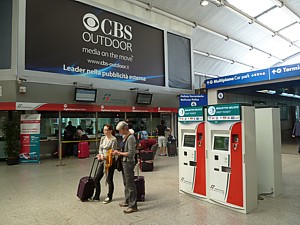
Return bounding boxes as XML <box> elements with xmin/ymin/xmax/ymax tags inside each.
<box><xmin>25</xmin><ymin>0</ymin><xmax>165</xmax><ymax>86</ymax></box>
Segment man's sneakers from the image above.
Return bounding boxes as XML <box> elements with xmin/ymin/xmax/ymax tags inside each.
<box><xmin>123</xmin><ymin>207</ymin><xmax>138</xmax><ymax>214</ymax></box>
<box><xmin>102</xmin><ymin>197</ymin><xmax>112</xmax><ymax>204</ymax></box>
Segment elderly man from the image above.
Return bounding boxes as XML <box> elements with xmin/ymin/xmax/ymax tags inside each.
<box><xmin>114</xmin><ymin>121</ymin><xmax>138</xmax><ymax>213</ymax></box>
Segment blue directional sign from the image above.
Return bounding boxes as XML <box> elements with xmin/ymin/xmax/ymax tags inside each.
<box><xmin>179</xmin><ymin>94</ymin><xmax>207</xmax><ymax>107</ymax></box>
<box><xmin>205</xmin><ymin>63</ymin><xmax>300</xmax><ymax>89</ymax></box>
<box><xmin>270</xmin><ymin>64</ymin><xmax>300</xmax><ymax>80</ymax></box>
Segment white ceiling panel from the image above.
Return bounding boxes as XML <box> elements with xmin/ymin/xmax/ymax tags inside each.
<box><xmin>257</xmin><ymin>7</ymin><xmax>296</xmax><ymax>31</ymax></box>
<box><xmin>256</xmin><ymin>35</ymin><xmax>300</xmax><ymax>59</ymax></box>
<box><xmin>128</xmin><ymin>0</ymin><xmax>300</xmax><ymax>78</ymax></box>
<box><xmin>226</xmin><ymin>0</ymin><xmax>276</xmax><ymax>17</ymax></box>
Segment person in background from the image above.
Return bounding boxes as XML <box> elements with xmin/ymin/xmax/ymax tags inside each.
<box><xmin>156</xmin><ymin>120</ymin><xmax>167</xmax><ymax>156</ymax></box>
<box><xmin>292</xmin><ymin>117</ymin><xmax>300</xmax><ymax>153</ymax></box>
<box><xmin>114</xmin><ymin>121</ymin><xmax>138</xmax><ymax>214</ymax></box>
<box><xmin>64</xmin><ymin>121</ymin><xmax>76</xmax><ymax>157</ymax></box>
<box><xmin>125</xmin><ymin>118</ymin><xmax>135</xmax><ymax>135</ymax></box>
<box><xmin>137</xmin><ymin>124</ymin><xmax>148</xmax><ymax>142</ymax></box>
<box><xmin>77</xmin><ymin>129</ymin><xmax>89</xmax><ymax>144</ymax></box>
<box><xmin>92</xmin><ymin>124</ymin><xmax>117</xmax><ymax>203</ymax></box>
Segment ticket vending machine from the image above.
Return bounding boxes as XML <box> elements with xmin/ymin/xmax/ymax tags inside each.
<box><xmin>206</xmin><ymin>104</ymin><xmax>257</xmax><ymax>214</ymax></box>
<box><xmin>178</xmin><ymin>106</ymin><xmax>207</xmax><ymax>198</ymax></box>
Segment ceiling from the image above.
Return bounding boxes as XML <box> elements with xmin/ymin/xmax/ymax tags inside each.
<box><xmin>124</xmin><ymin>0</ymin><xmax>300</xmax><ymax>99</ymax></box>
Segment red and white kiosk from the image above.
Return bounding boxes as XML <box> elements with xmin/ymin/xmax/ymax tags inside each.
<box><xmin>206</xmin><ymin>104</ymin><xmax>257</xmax><ymax>213</ymax></box>
<box><xmin>178</xmin><ymin>106</ymin><xmax>207</xmax><ymax>198</ymax></box>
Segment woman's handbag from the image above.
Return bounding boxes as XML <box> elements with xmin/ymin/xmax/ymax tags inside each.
<box><xmin>105</xmin><ymin>149</ymin><xmax>113</xmax><ymax>173</ymax></box>
<box><xmin>116</xmin><ymin>156</ymin><xmax>123</xmax><ymax>172</ymax></box>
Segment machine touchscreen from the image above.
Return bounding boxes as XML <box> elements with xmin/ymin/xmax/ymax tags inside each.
<box><xmin>213</xmin><ymin>136</ymin><xmax>229</xmax><ymax>151</ymax></box>
<box><xmin>183</xmin><ymin>134</ymin><xmax>196</xmax><ymax>148</ymax></box>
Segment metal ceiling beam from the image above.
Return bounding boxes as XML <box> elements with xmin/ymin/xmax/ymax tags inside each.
<box><xmin>194</xmin><ymin>71</ymin><xmax>218</xmax><ymax>78</ymax></box>
<box><xmin>223</xmin><ymin>0</ymin><xmax>299</xmax><ymax>50</ymax></box>
<box><xmin>124</xmin><ymin>0</ymin><xmax>298</xmax><ymax>67</ymax></box>
<box><xmin>123</xmin><ymin>0</ymin><xmax>195</xmax><ymax>27</ymax></box>
<box><xmin>195</xmin><ymin>25</ymin><xmax>283</xmax><ymax>63</ymax></box>
<box><xmin>193</xmin><ymin>49</ymin><xmax>255</xmax><ymax>70</ymax></box>
<box><xmin>124</xmin><ymin>0</ymin><xmax>284</xmax><ymax>66</ymax></box>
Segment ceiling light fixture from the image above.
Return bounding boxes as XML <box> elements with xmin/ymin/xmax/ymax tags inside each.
<box><xmin>200</xmin><ymin>0</ymin><xmax>209</xmax><ymax>6</ymax></box>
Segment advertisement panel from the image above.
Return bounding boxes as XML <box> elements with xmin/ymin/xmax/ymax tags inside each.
<box><xmin>25</xmin><ymin>0</ymin><xmax>165</xmax><ymax>86</ymax></box>
<box><xmin>19</xmin><ymin>114</ymin><xmax>41</xmax><ymax>163</ymax></box>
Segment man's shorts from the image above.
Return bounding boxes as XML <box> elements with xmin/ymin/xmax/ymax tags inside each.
<box><xmin>158</xmin><ymin>136</ymin><xmax>166</xmax><ymax>147</ymax></box>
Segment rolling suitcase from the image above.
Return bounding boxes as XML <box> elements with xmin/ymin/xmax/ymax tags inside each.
<box><xmin>134</xmin><ymin>163</ymin><xmax>145</xmax><ymax>201</ymax></box>
<box><xmin>139</xmin><ymin>150</ymin><xmax>154</xmax><ymax>160</ymax></box>
<box><xmin>150</xmin><ymin>143</ymin><xmax>158</xmax><ymax>159</ymax></box>
<box><xmin>140</xmin><ymin>161</ymin><xmax>153</xmax><ymax>172</ymax></box>
<box><xmin>78</xmin><ymin>141</ymin><xmax>89</xmax><ymax>158</ymax></box>
<box><xmin>139</xmin><ymin>150</ymin><xmax>154</xmax><ymax>171</ymax></box>
<box><xmin>77</xmin><ymin>157</ymin><xmax>99</xmax><ymax>201</ymax></box>
<box><xmin>167</xmin><ymin>141</ymin><xmax>177</xmax><ymax>157</ymax></box>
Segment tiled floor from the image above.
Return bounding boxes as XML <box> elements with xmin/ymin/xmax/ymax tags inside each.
<box><xmin>1</xmin><ymin>143</ymin><xmax>300</xmax><ymax>225</ymax></box>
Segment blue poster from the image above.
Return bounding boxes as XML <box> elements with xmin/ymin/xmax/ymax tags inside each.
<box><xmin>19</xmin><ymin>114</ymin><xmax>41</xmax><ymax>163</ymax></box>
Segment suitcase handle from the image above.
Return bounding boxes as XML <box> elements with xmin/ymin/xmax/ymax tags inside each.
<box><xmin>135</xmin><ymin>154</ymin><xmax>140</xmax><ymax>178</ymax></box>
<box><xmin>89</xmin><ymin>157</ymin><xmax>100</xmax><ymax>179</ymax></box>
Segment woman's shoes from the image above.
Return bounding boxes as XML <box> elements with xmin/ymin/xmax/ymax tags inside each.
<box><xmin>102</xmin><ymin>197</ymin><xmax>112</xmax><ymax>204</ymax></box>
<box><xmin>90</xmin><ymin>197</ymin><xmax>99</xmax><ymax>201</ymax></box>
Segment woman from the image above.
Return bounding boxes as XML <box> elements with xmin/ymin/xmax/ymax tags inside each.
<box><xmin>92</xmin><ymin>124</ymin><xmax>117</xmax><ymax>204</ymax></box>
<box><xmin>114</xmin><ymin>121</ymin><xmax>138</xmax><ymax>214</ymax></box>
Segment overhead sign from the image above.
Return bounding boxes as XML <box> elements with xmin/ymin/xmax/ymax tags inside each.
<box><xmin>205</xmin><ymin>63</ymin><xmax>300</xmax><ymax>89</ymax></box>
<box><xmin>179</xmin><ymin>94</ymin><xmax>207</xmax><ymax>107</ymax></box>
<box><xmin>25</xmin><ymin>0</ymin><xmax>165</xmax><ymax>86</ymax></box>
<box><xmin>269</xmin><ymin>63</ymin><xmax>300</xmax><ymax>80</ymax></box>
<box><xmin>207</xmin><ymin>104</ymin><xmax>241</xmax><ymax>123</ymax></box>
<box><xmin>178</xmin><ymin>107</ymin><xmax>204</xmax><ymax>123</ymax></box>
<box><xmin>14</xmin><ymin>102</ymin><xmax>178</xmax><ymax>113</ymax></box>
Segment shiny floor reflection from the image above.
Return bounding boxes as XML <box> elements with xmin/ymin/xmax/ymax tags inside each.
<box><xmin>1</xmin><ymin>143</ymin><xmax>300</xmax><ymax>225</ymax></box>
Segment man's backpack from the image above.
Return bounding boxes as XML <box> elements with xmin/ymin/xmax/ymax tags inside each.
<box><xmin>140</xmin><ymin>130</ymin><xmax>148</xmax><ymax>140</ymax></box>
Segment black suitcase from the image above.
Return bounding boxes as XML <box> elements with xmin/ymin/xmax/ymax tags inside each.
<box><xmin>77</xmin><ymin>157</ymin><xmax>99</xmax><ymax>202</ymax></box>
<box><xmin>134</xmin><ymin>175</ymin><xmax>145</xmax><ymax>202</ymax></box>
<box><xmin>140</xmin><ymin>150</ymin><xmax>154</xmax><ymax>161</ymax></box>
<box><xmin>167</xmin><ymin>141</ymin><xmax>177</xmax><ymax>157</ymax></box>
<box><xmin>150</xmin><ymin>143</ymin><xmax>158</xmax><ymax>159</ymax></box>
<box><xmin>140</xmin><ymin>160</ymin><xmax>153</xmax><ymax>172</ymax></box>
<box><xmin>134</xmin><ymin>162</ymin><xmax>145</xmax><ymax>201</ymax></box>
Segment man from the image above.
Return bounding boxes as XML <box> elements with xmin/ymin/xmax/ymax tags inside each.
<box><xmin>292</xmin><ymin>117</ymin><xmax>300</xmax><ymax>153</ymax></box>
<box><xmin>64</xmin><ymin>121</ymin><xmax>76</xmax><ymax>157</ymax></box>
<box><xmin>114</xmin><ymin>121</ymin><xmax>138</xmax><ymax>214</ymax></box>
<box><xmin>156</xmin><ymin>120</ymin><xmax>167</xmax><ymax>156</ymax></box>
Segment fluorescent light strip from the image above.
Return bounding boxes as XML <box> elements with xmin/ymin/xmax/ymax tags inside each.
<box><xmin>279</xmin><ymin>93</ymin><xmax>300</xmax><ymax>99</ymax></box>
<box><xmin>256</xmin><ymin>90</ymin><xmax>276</xmax><ymax>94</ymax></box>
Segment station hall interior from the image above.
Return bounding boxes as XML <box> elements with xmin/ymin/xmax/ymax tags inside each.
<box><xmin>1</xmin><ymin>0</ymin><xmax>300</xmax><ymax>224</ymax></box>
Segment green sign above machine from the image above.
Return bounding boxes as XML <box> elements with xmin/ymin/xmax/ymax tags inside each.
<box><xmin>178</xmin><ymin>107</ymin><xmax>204</xmax><ymax>123</ymax></box>
<box><xmin>207</xmin><ymin>104</ymin><xmax>241</xmax><ymax>123</ymax></box>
